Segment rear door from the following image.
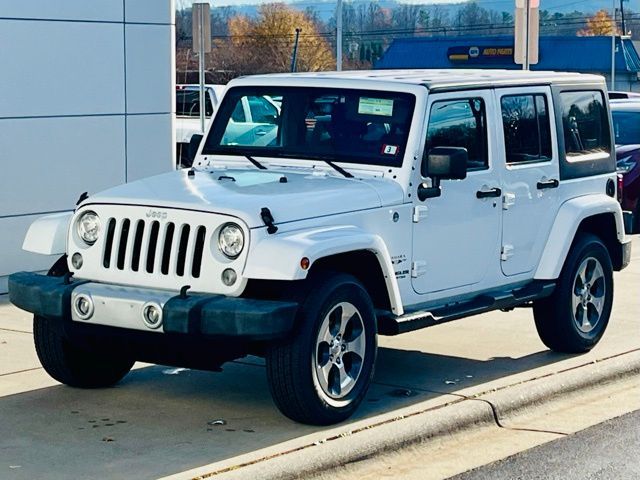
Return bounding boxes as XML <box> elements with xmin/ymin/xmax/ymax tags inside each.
<box><xmin>496</xmin><ymin>87</ymin><xmax>560</xmax><ymax>277</ymax></box>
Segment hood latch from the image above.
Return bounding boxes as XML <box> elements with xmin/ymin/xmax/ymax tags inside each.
<box><xmin>260</xmin><ymin>207</ymin><xmax>278</xmax><ymax>234</ymax></box>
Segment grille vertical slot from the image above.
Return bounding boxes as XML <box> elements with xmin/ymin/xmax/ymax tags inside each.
<box><xmin>146</xmin><ymin>221</ymin><xmax>160</xmax><ymax>273</ymax></box>
<box><xmin>192</xmin><ymin>226</ymin><xmax>206</xmax><ymax>278</ymax></box>
<box><xmin>160</xmin><ymin>223</ymin><xmax>175</xmax><ymax>275</ymax></box>
<box><xmin>176</xmin><ymin>224</ymin><xmax>191</xmax><ymax>277</ymax></box>
<box><xmin>102</xmin><ymin>218</ymin><xmax>116</xmax><ymax>268</ymax></box>
<box><xmin>116</xmin><ymin>219</ymin><xmax>131</xmax><ymax>270</ymax></box>
<box><xmin>131</xmin><ymin>220</ymin><xmax>145</xmax><ymax>272</ymax></box>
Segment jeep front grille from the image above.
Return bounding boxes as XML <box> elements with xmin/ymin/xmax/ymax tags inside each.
<box><xmin>102</xmin><ymin>218</ymin><xmax>207</xmax><ymax>278</ymax></box>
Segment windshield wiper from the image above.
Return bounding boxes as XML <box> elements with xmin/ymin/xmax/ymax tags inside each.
<box><xmin>321</xmin><ymin>159</ymin><xmax>353</xmax><ymax>178</ymax></box>
<box><xmin>245</xmin><ymin>155</ymin><xmax>267</xmax><ymax>170</ymax></box>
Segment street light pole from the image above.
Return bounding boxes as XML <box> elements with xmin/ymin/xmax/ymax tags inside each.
<box><xmin>336</xmin><ymin>0</ymin><xmax>343</xmax><ymax>71</ymax></box>
<box><xmin>620</xmin><ymin>0</ymin><xmax>626</xmax><ymax>34</ymax></box>
<box><xmin>611</xmin><ymin>0</ymin><xmax>616</xmax><ymax>90</ymax></box>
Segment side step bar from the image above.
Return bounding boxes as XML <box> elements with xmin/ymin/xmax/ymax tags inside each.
<box><xmin>378</xmin><ymin>281</ymin><xmax>556</xmax><ymax>336</ymax></box>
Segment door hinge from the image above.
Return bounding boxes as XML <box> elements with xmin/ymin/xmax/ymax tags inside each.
<box><xmin>411</xmin><ymin>260</ymin><xmax>427</xmax><ymax>278</ymax></box>
<box><xmin>413</xmin><ymin>205</ymin><xmax>429</xmax><ymax>223</ymax></box>
<box><xmin>501</xmin><ymin>245</ymin><xmax>514</xmax><ymax>261</ymax></box>
<box><xmin>502</xmin><ymin>192</ymin><xmax>516</xmax><ymax>210</ymax></box>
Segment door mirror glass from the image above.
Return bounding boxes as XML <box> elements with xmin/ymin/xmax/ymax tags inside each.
<box><xmin>425</xmin><ymin>147</ymin><xmax>468</xmax><ymax>180</ymax></box>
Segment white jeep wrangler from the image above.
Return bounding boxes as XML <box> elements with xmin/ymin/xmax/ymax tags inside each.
<box><xmin>9</xmin><ymin>70</ymin><xmax>632</xmax><ymax>425</ymax></box>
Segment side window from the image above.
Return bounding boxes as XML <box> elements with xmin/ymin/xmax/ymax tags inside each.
<box><xmin>560</xmin><ymin>91</ymin><xmax>610</xmax><ymax>158</ymax></box>
<box><xmin>248</xmin><ymin>96</ymin><xmax>279</xmax><ymax>124</ymax></box>
<box><xmin>231</xmin><ymin>100</ymin><xmax>246</xmax><ymax>123</ymax></box>
<box><xmin>424</xmin><ymin>98</ymin><xmax>488</xmax><ymax>176</ymax></box>
<box><xmin>501</xmin><ymin>94</ymin><xmax>552</xmax><ymax>164</ymax></box>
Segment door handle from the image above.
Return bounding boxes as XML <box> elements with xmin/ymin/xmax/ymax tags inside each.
<box><xmin>537</xmin><ymin>179</ymin><xmax>559</xmax><ymax>190</ymax></box>
<box><xmin>476</xmin><ymin>187</ymin><xmax>502</xmax><ymax>199</ymax></box>
<box><xmin>255</xmin><ymin>130</ymin><xmax>267</xmax><ymax>136</ymax></box>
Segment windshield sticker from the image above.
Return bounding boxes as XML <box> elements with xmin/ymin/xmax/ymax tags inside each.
<box><xmin>382</xmin><ymin>144</ymin><xmax>399</xmax><ymax>156</ymax></box>
<box><xmin>358</xmin><ymin>97</ymin><xmax>394</xmax><ymax>116</ymax></box>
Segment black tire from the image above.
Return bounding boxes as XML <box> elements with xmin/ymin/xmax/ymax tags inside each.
<box><xmin>533</xmin><ymin>233</ymin><xmax>614</xmax><ymax>353</ymax></box>
<box><xmin>266</xmin><ymin>272</ymin><xmax>377</xmax><ymax>425</ymax></box>
<box><xmin>34</xmin><ymin>316</ymin><xmax>134</xmax><ymax>388</ymax></box>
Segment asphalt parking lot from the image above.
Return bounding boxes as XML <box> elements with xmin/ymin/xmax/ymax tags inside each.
<box><xmin>1</xmin><ymin>236</ymin><xmax>638</xmax><ymax>480</ymax></box>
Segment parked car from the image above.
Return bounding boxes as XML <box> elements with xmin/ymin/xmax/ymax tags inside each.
<box><xmin>176</xmin><ymin>84</ymin><xmax>225</xmax><ymax>166</ymax></box>
<box><xmin>617</xmin><ymin>144</ymin><xmax>640</xmax><ymax>233</ymax></box>
<box><xmin>608</xmin><ymin>91</ymin><xmax>640</xmax><ymax>100</ymax></box>
<box><xmin>9</xmin><ymin>70</ymin><xmax>631</xmax><ymax>425</ymax></box>
<box><xmin>610</xmin><ymin>100</ymin><xmax>640</xmax><ymax>232</ymax></box>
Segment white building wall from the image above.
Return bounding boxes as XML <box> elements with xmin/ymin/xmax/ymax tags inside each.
<box><xmin>0</xmin><ymin>0</ymin><xmax>175</xmax><ymax>293</ymax></box>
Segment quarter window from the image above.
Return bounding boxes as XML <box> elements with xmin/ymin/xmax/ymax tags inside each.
<box><xmin>424</xmin><ymin>98</ymin><xmax>488</xmax><ymax>176</ymax></box>
<box><xmin>501</xmin><ymin>94</ymin><xmax>552</xmax><ymax>164</ymax></box>
<box><xmin>560</xmin><ymin>91</ymin><xmax>610</xmax><ymax>158</ymax></box>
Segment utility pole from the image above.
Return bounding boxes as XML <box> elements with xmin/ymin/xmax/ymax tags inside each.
<box><xmin>291</xmin><ymin>28</ymin><xmax>301</xmax><ymax>73</ymax></box>
<box><xmin>620</xmin><ymin>0</ymin><xmax>626</xmax><ymax>35</ymax></box>
<box><xmin>611</xmin><ymin>0</ymin><xmax>616</xmax><ymax>90</ymax></box>
<box><xmin>192</xmin><ymin>3</ymin><xmax>211</xmax><ymax>134</ymax></box>
<box><xmin>336</xmin><ymin>0</ymin><xmax>343</xmax><ymax>71</ymax></box>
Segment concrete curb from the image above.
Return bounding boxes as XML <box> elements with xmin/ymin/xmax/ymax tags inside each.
<box><xmin>178</xmin><ymin>349</ymin><xmax>640</xmax><ymax>480</ymax></box>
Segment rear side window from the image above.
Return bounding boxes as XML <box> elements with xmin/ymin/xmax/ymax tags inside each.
<box><xmin>501</xmin><ymin>94</ymin><xmax>552</xmax><ymax>164</ymax></box>
<box><xmin>424</xmin><ymin>98</ymin><xmax>488</xmax><ymax>175</ymax></box>
<box><xmin>560</xmin><ymin>91</ymin><xmax>610</xmax><ymax>158</ymax></box>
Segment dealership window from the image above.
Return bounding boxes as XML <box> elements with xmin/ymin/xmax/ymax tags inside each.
<box><xmin>501</xmin><ymin>94</ymin><xmax>552</xmax><ymax>164</ymax></box>
<box><xmin>424</xmin><ymin>98</ymin><xmax>488</xmax><ymax>175</ymax></box>
<box><xmin>560</xmin><ymin>91</ymin><xmax>610</xmax><ymax>158</ymax></box>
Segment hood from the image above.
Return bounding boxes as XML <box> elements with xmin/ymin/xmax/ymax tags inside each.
<box><xmin>83</xmin><ymin>167</ymin><xmax>404</xmax><ymax>228</ymax></box>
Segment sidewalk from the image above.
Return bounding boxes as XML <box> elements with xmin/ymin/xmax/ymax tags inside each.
<box><xmin>1</xmin><ymin>237</ymin><xmax>638</xmax><ymax>480</ymax></box>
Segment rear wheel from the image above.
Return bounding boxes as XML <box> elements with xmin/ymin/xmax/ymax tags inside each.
<box><xmin>533</xmin><ymin>233</ymin><xmax>613</xmax><ymax>353</ymax></box>
<box><xmin>266</xmin><ymin>273</ymin><xmax>377</xmax><ymax>425</ymax></box>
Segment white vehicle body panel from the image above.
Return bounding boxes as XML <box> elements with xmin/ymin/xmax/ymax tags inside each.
<box><xmin>22</xmin><ymin>212</ymin><xmax>72</xmax><ymax>255</ymax></box>
<box><xmin>535</xmin><ymin>194</ymin><xmax>626</xmax><ymax>279</ymax></box>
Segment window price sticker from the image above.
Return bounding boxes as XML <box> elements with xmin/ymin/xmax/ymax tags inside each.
<box><xmin>382</xmin><ymin>144</ymin><xmax>399</xmax><ymax>155</ymax></box>
<box><xmin>358</xmin><ymin>97</ymin><xmax>394</xmax><ymax>116</ymax></box>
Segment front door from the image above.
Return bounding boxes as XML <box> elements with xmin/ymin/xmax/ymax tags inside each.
<box><xmin>495</xmin><ymin>87</ymin><xmax>560</xmax><ymax>277</ymax></box>
<box><xmin>411</xmin><ymin>91</ymin><xmax>502</xmax><ymax>296</ymax></box>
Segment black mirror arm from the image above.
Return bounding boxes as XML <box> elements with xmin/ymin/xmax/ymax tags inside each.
<box><xmin>417</xmin><ymin>177</ymin><xmax>442</xmax><ymax>201</ymax></box>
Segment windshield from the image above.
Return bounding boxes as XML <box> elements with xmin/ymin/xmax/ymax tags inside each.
<box><xmin>203</xmin><ymin>86</ymin><xmax>416</xmax><ymax>168</ymax></box>
<box><xmin>612</xmin><ymin>110</ymin><xmax>640</xmax><ymax>145</ymax></box>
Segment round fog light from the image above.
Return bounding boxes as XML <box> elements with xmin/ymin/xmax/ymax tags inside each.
<box><xmin>71</xmin><ymin>252</ymin><xmax>83</xmax><ymax>269</ymax></box>
<box><xmin>74</xmin><ymin>294</ymin><xmax>94</xmax><ymax>320</ymax></box>
<box><xmin>221</xmin><ymin>268</ymin><xmax>237</xmax><ymax>286</ymax></box>
<box><xmin>142</xmin><ymin>303</ymin><xmax>163</xmax><ymax>329</ymax></box>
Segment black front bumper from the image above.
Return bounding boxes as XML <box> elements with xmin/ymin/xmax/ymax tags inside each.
<box><xmin>8</xmin><ymin>272</ymin><xmax>298</xmax><ymax>341</ymax></box>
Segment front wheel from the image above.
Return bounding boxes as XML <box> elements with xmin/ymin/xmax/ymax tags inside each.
<box><xmin>266</xmin><ymin>273</ymin><xmax>377</xmax><ymax>425</ymax></box>
<box><xmin>533</xmin><ymin>233</ymin><xmax>614</xmax><ymax>353</ymax></box>
<box><xmin>34</xmin><ymin>316</ymin><xmax>134</xmax><ymax>388</ymax></box>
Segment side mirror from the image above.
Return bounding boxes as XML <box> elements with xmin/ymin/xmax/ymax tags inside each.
<box><xmin>184</xmin><ymin>134</ymin><xmax>203</xmax><ymax>168</ymax></box>
<box><xmin>418</xmin><ymin>147</ymin><xmax>468</xmax><ymax>201</ymax></box>
<box><xmin>425</xmin><ymin>147</ymin><xmax>468</xmax><ymax>180</ymax></box>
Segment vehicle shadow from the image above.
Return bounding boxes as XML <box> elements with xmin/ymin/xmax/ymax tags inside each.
<box><xmin>0</xmin><ymin>346</ymin><xmax>570</xmax><ymax>480</ymax></box>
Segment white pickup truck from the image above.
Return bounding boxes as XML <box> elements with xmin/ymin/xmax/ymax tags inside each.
<box><xmin>9</xmin><ymin>70</ymin><xmax>631</xmax><ymax>425</ymax></box>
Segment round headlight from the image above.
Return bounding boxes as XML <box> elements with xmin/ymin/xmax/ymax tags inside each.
<box><xmin>76</xmin><ymin>211</ymin><xmax>101</xmax><ymax>245</ymax></box>
<box><xmin>218</xmin><ymin>223</ymin><xmax>244</xmax><ymax>258</ymax></box>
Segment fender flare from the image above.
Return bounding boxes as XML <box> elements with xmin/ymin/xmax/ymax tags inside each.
<box><xmin>535</xmin><ymin>194</ymin><xmax>625</xmax><ymax>279</ymax></box>
<box><xmin>244</xmin><ymin>225</ymin><xmax>404</xmax><ymax>315</ymax></box>
<box><xmin>22</xmin><ymin>212</ymin><xmax>73</xmax><ymax>255</ymax></box>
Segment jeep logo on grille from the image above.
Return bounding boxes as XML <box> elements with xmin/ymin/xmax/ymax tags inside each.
<box><xmin>146</xmin><ymin>210</ymin><xmax>168</xmax><ymax>220</ymax></box>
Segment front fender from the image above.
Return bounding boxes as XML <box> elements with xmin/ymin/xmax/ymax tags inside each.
<box><xmin>22</xmin><ymin>212</ymin><xmax>73</xmax><ymax>255</ymax></box>
<box><xmin>244</xmin><ymin>225</ymin><xmax>404</xmax><ymax>315</ymax></box>
<box><xmin>535</xmin><ymin>194</ymin><xmax>626</xmax><ymax>279</ymax></box>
